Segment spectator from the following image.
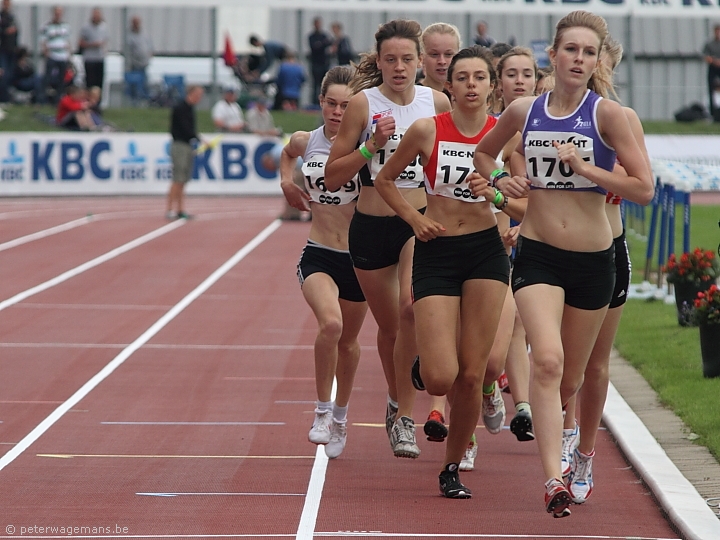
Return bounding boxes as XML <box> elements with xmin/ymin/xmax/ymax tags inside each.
<box><xmin>11</xmin><ymin>46</ymin><xmax>42</xmax><ymax>102</ymax></box>
<box><xmin>474</xmin><ymin>20</ymin><xmax>495</xmax><ymax>48</ymax></box>
<box><xmin>211</xmin><ymin>85</ymin><xmax>244</xmax><ymax>132</ymax></box>
<box><xmin>168</xmin><ymin>85</ymin><xmax>204</xmax><ymax>220</ymax></box>
<box><xmin>0</xmin><ymin>0</ymin><xmax>18</xmax><ymax>103</ymax></box>
<box><xmin>40</xmin><ymin>5</ymin><xmax>71</xmax><ymax>104</ymax></box>
<box><xmin>308</xmin><ymin>17</ymin><xmax>332</xmax><ymax>106</ymax></box>
<box><xmin>78</xmin><ymin>7</ymin><xmax>108</xmax><ymax>105</ymax></box>
<box><xmin>248</xmin><ymin>35</ymin><xmax>286</xmax><ymax>76</ymax></box>
<box><xmin>330</xmin><ymin>22</ymin><xmax>354</xmax><ymax>66</ymax></box>
<box><xmin>246</xmin><ymin>99</ymin><xmax>281</xmax><ymax>136</ymax></box>
<box><xmin>56</xmin><ymin>84</ymin><xmax>97</xmax><ymax>130</ymax></box>
<box><xmin>274</xmin><ymin>50</ymin><xmax>305</xmax><ymax>110</ymax></box>
<box><xmin>126</xmin><ymin>15</ymin><xmax>153</xmax><ymax>101</ymax></box>
<box><xmin>702</xmin><ymin>24</ymin><xmax>720</xmax><ymax>122</ymax></box>
<box><xmin>489</xmin><ymin>42</ymin><xmax>512</xmax><ymax>114</ymax></box>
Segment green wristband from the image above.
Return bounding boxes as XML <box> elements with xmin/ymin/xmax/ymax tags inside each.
<box><xmin>490</xmin><ymin>168</ymin><xmax>509</xmax><ymax>187</ymax></box>
<box><xmin>492</xmin><ymin>188</ymin><xmax>504</xmax><ymax>206</ymax></box>
<box><xmin>359</xmin><ymin>143</ymin><xmax>374</xmax><ymax>160</ymax></box>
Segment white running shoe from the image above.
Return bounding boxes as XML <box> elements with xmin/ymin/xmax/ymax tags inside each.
<box><xmin>390</xmin><ymin>416</ymin><xmax>420</xmax><ymax>458</ymax></box>
<box><xmin>325</xmin><ymin>420</ymin><xmax>347</xmax><ymax>459</ymax></box>
<box><xmin>308</xmin><ymin>410</ymin><xmax>332</xmax><ymax>445</ymax></box>
<box><xmin>561</xmin><ymin>421</ymin><xmax>580</xmax><ymax>478</ymax></box>
<box><xmin>385</xmin><ymin>401</ymin><xmax>398</xmax><ymax>440</ymax></box>
<box><xmin>459</xmin><ymin>434</ymin><xmax>478</xmax><ymax>471</ymax></box>
<box><xmin>569</xmin><ymin>449</ymin><xmax>594</xmax><ymax>503</ymax></box>
<box><xmin>482</xmin><ymin>385</ymin><xmax>506</xmax><ymax>435</ymax></box>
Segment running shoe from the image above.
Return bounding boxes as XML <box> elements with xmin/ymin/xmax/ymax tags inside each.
<box><xmin>498</xmin><ymin>370</ymin><xmax>510</xmax><ymax>394</ymax></box>
<box><xmin>482</xmin><ymin>385</ymin><xmax>506</xmax><ymax>435</ymax></box>
<box><xmin>561</xmin><ymin>421</ymin><xmax>580</xmax><ymax>478</ymax></box>
<box><xmin>176</xmin><ymin>211</ymin><xmax>193</xmax><ymax>219</ymax></box>
<box><xmin>568</xmin><ymin>449</ymin><xmax>594</xmax><ymax>504</ymax></box>
<box><xmin>390</xmin><ymin>416</ymin><xmax>420</xmax><ymax>459</ymax></box>
<box><xmin>308</xmin><ymin>410</ymin><xmax>332</xmax><ymax>445</ymax></box>
<box><xmin>544</xmin><ymin>478</ymin><xmax>572</xmax><ymax>518</ymax></box>
<box><xmin>385</xmin><ymin>401</ymin><xmax>398</xmax><ymax>440</ymax></box>
<box><xmin>424</xmin><ymin>410</ymin><xmax>448</xmax><ymax>442</ymax></box>
<box><xmin>510</xmin><ymin>408</ymin><xmax>535</xmax><ymax>442</ymax></box>
<box><xmin>459</xmin><ymin>434</ymin><xmax>478</xmax><ymax>471</ymax></box>
<box><xmin>325</xmin><ymin>420</ymin><xmax>347</xmax><ymax>459</ymax></box>
<box><xmin>411</xmin><ymin>355</ymin><xmax>425</xmax><ymax>391</ymax></box>
<box><xmin>439</xmin><ymin>463</ymin><xmax>472</xmax><ymax>499</ymax></box>
<box><xmin>165</xmin><ymin>211</ymin><xmax>177</xmax><ymax>220</ymax></box>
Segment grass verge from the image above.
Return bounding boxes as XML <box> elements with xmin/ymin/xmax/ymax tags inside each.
<box><xmin>620</xmin><ymin>204</ymin><xmax>720</xmax><ymax>460</ymax></box>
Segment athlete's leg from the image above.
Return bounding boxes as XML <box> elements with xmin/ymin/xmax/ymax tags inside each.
<box><xmin>395</xmin><ymin>237</ymin><xmax>418</xmax><ymax>420</ymax></box>
<box><xmin>445</xmin><ymin>277</ymin><xmax>507</xmax><ymax>467</ymax></box>
<box><xmin>335</xmin><ymin>298</ymin><xmax>369</xmax><ymax>408</ymax></box>
<box><xmin>354</xmin><ymin>265</ymin><xmax>400</xmax><ymax>402</ymax></box>
<box><xmin>301</xmin><ymin>273</ymin><xmax>344</xmax><ymax>403</ymax></box>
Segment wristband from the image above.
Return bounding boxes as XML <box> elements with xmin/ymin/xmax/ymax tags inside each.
<box><xmin>359</xmin><ymin>143</ymin><xmax>374</xmax><ymax>160</ymax></box>
<box><xmin>492</xmin><ymin>188</ymin><xmax>504</xmax><ymax>206</ymax></box>
<box><xmin>494</xmin><ymin>190</ymin><xmax>509</xmax><ymax>210</ymax></box>
<box><xmin>490</xmin><ymin>168</ymin><xmax>509</xmax><ymax>188</ymax></box>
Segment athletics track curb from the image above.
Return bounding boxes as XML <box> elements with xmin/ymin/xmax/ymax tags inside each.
<box><xmin>605</xmin><ymin>350</ymin><xmax>720</xmax><ymax>540</ymax></box>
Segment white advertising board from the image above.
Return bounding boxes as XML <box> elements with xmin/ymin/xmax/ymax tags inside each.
<box><xmin>0</xmin><ymin>133</ymin><xmax>283</xmax><ymax>196</ymax></box>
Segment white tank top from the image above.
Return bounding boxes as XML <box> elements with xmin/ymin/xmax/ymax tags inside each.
<box><xmin>359</xmin><ymin>85</ymin><xmax>436</xmax><ymax>189</ymax></box>
<box><xmin>302</xmin><ymin>126</ymin><xmax>360</xmax><ymax>206</ymax></box>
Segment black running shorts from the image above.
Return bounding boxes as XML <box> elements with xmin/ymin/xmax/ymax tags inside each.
<box><xmin>348</xmin><ymin>209</ymin><xmax>423</xmax><ymax>271</ymax></box>
<box><xmin>609</xmin><ymin>231</ymin><xmax>630</xmax><ymax>309</ymax></box>
<box><xmin>297</xmin><ymin>241</ymin><xmax>366</xmax><ymax>303</ymax></box>
<box><xmin>511</xmin><ymin>236</ymin><xmax>616</xmax><ymax>311</ymax></box>
<box><xmin>412</xmin><ymin>227</ymin><xmax>510</xmax><ymax>302</ymax></box>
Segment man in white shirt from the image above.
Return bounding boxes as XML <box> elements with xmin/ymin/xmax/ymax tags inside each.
<box><xmin>211</xmin><ymin>86</ymin><xmax>244</xmax><ymax>132</ymax></box>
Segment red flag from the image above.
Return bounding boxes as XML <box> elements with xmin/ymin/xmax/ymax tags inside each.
<box><xmin>223</xmin><ymin>33</ymin><xmax>236</xmax><ymax>67</ymax></box>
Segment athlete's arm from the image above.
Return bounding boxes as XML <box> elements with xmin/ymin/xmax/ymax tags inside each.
<box><xmin>374</xmin><ymin>118</ymin><xmax>445</xmax><ymax>241</ymax></box>
<box><xmin>280</xmin><ymin>131</ymin><xmax>311</xmax><ymax>211</ymax></box>
<box><xmin>325</xmin><ymin>92</ymin><xmax>373</xmax><ymax>192</ymax></box>
<box><xmin>557</xmin><ymin>100</ymin><xmax>652</xmax><ymax>205</ymax></box>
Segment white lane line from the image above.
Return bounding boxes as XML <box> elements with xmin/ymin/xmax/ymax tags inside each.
<box><xmin>295</xmin><ymin>379</ymin><xmax>335</xmax><ymax>540</ymax></box>
<box><xmin>15</xmin><ymin>303</ymin><xmax>172</xmax><ymax>310</ymax></box>
<box><xmin>0</xmin><ymin>216</ymin><xmax>92</xmax><ymax>252</ymax></box>
<box><xmin>100</xmin><ymin>421</ymin><xmax>284</xmax><ymax>426</ymax></box>
<box><xmin>0</xmin><ymin>533</ymin><xmax>681</xmax><ymax>539</ymax></box>
<box><xmin>0</xmin><ymin>343</ymin><xmax>379</xmax><ymax>352</ymax></box>
<box><xmin>136</xmin><ymin>492</ymin><xmax>304</xmax><ymax>497</ymax></box>
<box><xmin>0</xmin><ymin>220</ymin><xmax>186</xmax><ymax>313</ymax></box>
<box><xmin>0</xmin><ymin>220</ymin><xmax>281</xmax><ymax>473</ymax></box>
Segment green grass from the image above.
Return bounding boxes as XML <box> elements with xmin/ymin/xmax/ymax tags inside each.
<box><xmin>619</xmin><ymin>204</ymin><xmax>720</xmax><ymax>460</ymax></box>
<box><xmin>2</xmin><ymin>103</ymin><xmax>719</xmax><ymax>134</ymax></box>
<box><xmin>0</xmin><ymin>104</ymin><xmax>321</xmax><ymax>134</ymax></box>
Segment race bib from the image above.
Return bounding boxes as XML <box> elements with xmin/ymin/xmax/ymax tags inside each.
<box><xmin>370</xmin><ymin>127</ymin><xmax>424</xmax><ymax>189</ymax></box>
<box><xmin>525</xmin><ymin>131</ymin><xmax>597</xmax><ymax>190</ymax></box>
<box><xmin>427</xmin><ymin>141</ymin><xmax>484</xmax><ymax>203</ymax></box>
<box><xmin>302</xmin><ymin>155</ymin><xmax>360</xmax><ymax>206</ymax></box>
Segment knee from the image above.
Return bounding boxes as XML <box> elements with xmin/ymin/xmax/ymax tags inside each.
<box><xmin>423</xmin><ymin>364</ymin><xmax>458</xmax><ymax>397</ymax></box>
<box><xmin>317</xmin><ymin>317</ymin><xmax>343</xmax><ymax>343</ymax></box>
<box><xmin>453</xmin><ymin>367</ymin><xmax>483</xmax><ymax>396</ymax></box>
<box><xmin>533</xmin><ymin>351</ymin><xmax>564</xmax><ymax>383</ymax></box>
<box><xmin>398</xmin><ymin>297</ymin><xmax>415</xmax><ymax>325</ymax></box>
<box><xmin>560</xmin><ymin>376</ymin><xmax>583</xmax><ymax>403</ymax></box>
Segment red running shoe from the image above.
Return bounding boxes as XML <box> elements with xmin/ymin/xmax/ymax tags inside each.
<box><xmin>544</xmin><ymin>478</ymin><xmax>572</xmax><ymax>518</ymax></box>
<box><xmin>424</xmin><ymin>410</ymin><xmax>448</xmax><ymax>442</ymax></box>
<box><xmin>498</xmin><ymin>371</ymin><xmax>510</xmax><ymax>394</ymax></box>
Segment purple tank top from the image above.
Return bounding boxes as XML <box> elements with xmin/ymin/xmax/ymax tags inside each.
<box><xmin>522</xmin><ymin>90</ymin><xmax>616</xmax><ymax>194</ymax></box>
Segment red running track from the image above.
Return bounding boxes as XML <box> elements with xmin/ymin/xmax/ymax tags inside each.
<box><xmin>0</xmin><ymin>197</ymin><xmax>680</xmax><ymax>539</ymax></box>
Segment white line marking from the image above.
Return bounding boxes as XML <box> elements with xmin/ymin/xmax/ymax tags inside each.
<box><xmin>100</xmin><ymin>421</ymin><xmax>284</xmax><ymax>426</ymax></box>
<box><xmin>0</xmin><ymin>220</ymin><xmax>185</xmax><ymax>313</ymax></box>
<box><xmin>0</xmin><ymin>216</ymin><xmax>92</xmax><ymax>252</ymax></box>
<box><xmin>0</xmin><ymin>343</ymin><xmax>379</xmax><ymax>352</ymax></box>
<box><xmin>295</xmin><ymin>379</ymin><xmax>336</xmax><ymax>540</ymax></box>
<box><xmin>15</xmin><ymin>303</ymin><xmax>171</xmax><ymax>311</ymax></box>
<box><xmin>0</xmin><ymin>220</ymin><xmax>281</xmax><ymax>473</ymax></box>
<box><xmin>0</xmin><ymin>533</ymin><xmax>682</xmax><ymax>539</ymax></box>
<box><xmin>136</xmin><ymin>492</ymin><xmax>305</xmax><ymax>497</ymax></box>
<box><xmin>275</xmin><ymin>401</ymin><xmax>316</xmax><ymax>404</ymax></box>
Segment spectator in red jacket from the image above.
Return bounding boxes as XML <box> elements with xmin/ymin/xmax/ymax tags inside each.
<box><xmin>56</xmin><ymin>85</ymin><xmax>97</xmax><ymax>130</ymax></box>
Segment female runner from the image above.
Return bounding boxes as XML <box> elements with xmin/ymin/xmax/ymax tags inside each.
<box><xmin>325</xmin><ymin>20</ymin><xmax>451</xmax><ymax>459</ymax></box>
<box><xmin>280</xmin><ymin>66</ymin><xmax>368</xmax><ymax>459</ymax></box>
<box><xmin>416</xmin><ymin>21</ymin><xmax>462</xmax><ymax>445</ymax></box>
<box><xmin>375</xmin><ymin>45</ymin><xmax>509</xmax><ymax>498</ymax></box>
<box><xmin>561</xmin><ymin>36</ymin><xmax>652</xmax><ymax>503</ymax></box>
<box><xmin>470</xmin><ymin>11</ymin><xmax>653</xmax><ymax>517</ymax></box>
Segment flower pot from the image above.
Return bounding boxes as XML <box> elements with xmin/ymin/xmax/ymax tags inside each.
<box><xmin>673</xmin><ymin>281</ymin><xmax>711</xmax><ymax>327</ymax></box>
<box><xmin>699</xmin><ymin>323</ymin><xmax>720</xmax><ymax>378</ymax></box>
